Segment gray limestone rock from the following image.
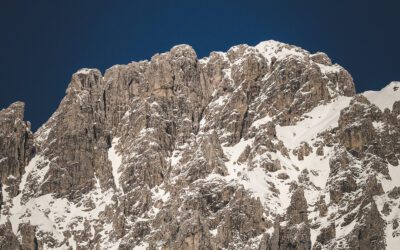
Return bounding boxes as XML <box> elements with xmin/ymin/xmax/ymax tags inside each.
<box><xmin>0</xmin><ymin>40</ymin><xmax>398</xmax><ymax>249</ymax></box>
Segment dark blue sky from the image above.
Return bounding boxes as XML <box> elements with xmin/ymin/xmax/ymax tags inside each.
<box><xmin>1</xmin><ymin>0</ymin><xmax>399</xmax><ymax>131</ymax></box>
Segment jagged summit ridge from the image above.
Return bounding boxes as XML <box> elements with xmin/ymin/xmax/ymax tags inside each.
<box><xmin>0</xmin><ymin>40</ymin><xmax>399</xmax><ymax>249</ymax></box>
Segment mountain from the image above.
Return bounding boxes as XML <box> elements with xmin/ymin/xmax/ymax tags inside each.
<box><xmin>0</xmin><ymin>40</ymin><xmax>399</xmax><ymax>249</ymax></box>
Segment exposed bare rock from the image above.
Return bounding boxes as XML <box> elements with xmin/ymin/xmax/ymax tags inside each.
<box><xmin>19</xmin><ymin>223</ymin><xmax>39</xmax><ymax>250</ymax></box>
<box><xmin>277</xmin><ymin>187</ymin><xmax>311</xmax><ymax>250</ymax></box>
<box><xmin>389</xmin><ymin>187</ymin><xmax>400</xmax><ymax>199</ymax></box>
<box><xmin>293</xmin><ymin>142</ymin><xmax>313</xmax><ymax>160</ymax></box>
<box><xmin>314</xmin><ymin>223</ymin><xmax>335</xmax><ymax>249</ymax></box>
<box><xmin>0</xmin><ymin>222</ymin><xmax>20</xmax><ymax>249</ymax></box>
<box><xmin>0</xmin><ymin>102</ymin><xmax>34</xmax><ymax>198</ymax></box>
<box><xmin>347</xmin><ymin>201</ymin><xmax>386</xmax><ymax>250</ymax></box>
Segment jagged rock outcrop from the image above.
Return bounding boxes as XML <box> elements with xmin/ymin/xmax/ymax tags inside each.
<box><xmin>0</xmin><ymin>40</ymin><xmax>399</xmax><ymax>249</ymax></box>
<box><xmin>277</xmin><ymin>187</ymin><xmax>311</xmax><ymax>250</ymax></box>
<box><xmin>36</xmin><ymin>69</ymin><xmax>114</xmax><ymax>199</ymax></box>
<box><xmin>0</xmin><ymin>102</ymin><xmax>34</xmax><ymax>214</ymax></box>
<box><xmin>0</xmin><ymin>222</ymin><xmax>20</xmax><ymax>249</ymax></box>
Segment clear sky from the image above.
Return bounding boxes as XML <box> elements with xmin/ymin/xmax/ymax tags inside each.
<box><xmin>1</xmin><ymin>0</ymin><xmax>399</xmax><ymax>131</ymax></box>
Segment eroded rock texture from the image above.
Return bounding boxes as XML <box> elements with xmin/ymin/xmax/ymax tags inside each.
<box><xmin>0</xmin><ymin>40</ymin><xmax>399</xmax><ymax>249</ymax></box>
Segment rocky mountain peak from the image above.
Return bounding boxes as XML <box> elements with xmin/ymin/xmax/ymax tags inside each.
<box><xmin>169</xmin><ymin>44</ymin><xmax>197</xmax><ymax>58</ymax></box>
<box><xmin>0</xmin><ymin>101</ymin><xmax>26</xmax><ymax>121</ymax></box>
<box><xmin>0</xmin><ymin>40</ymin><xmax>399</xmax><ymax>249</ymax></box>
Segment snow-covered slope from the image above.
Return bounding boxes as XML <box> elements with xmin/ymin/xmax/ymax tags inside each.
<box><xmin>363</xmin><ymin>81</ymin><xmax>400</xmax><ymax>111</ymax></box>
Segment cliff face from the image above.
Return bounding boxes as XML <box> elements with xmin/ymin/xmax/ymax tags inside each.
<box><xmin>0</xmin><ymin>40</ymin><xmax>399</xmax><ymax>249</ymax></box>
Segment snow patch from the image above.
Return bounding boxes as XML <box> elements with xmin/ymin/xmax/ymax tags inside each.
<box><xmin>372</xmin><ymin>121</ymin><xmax>385</xmax><ymax>132</ymax></box>
<box><xmin>363</xmin><ymin>81</ymin><xmax>400</xmax><ymax>111</ymax></box>
<box><xmin>132</xmin><ymin>242</ymin><xmax>149</xmax><ymax>250</ymax></box>
<box><xmin>381</xmin><ymin>164</ymin><xmax>400</xmax><ymax>193</ymax></box>
<box><xmin>251</xmin><ymin>116</ymin><xmax>272</xmax><ymax>128</ymax></box>
<box><xmin>276</xmin><ymin>96</ymin><xmax>351</xmax><ymax>149</ymax></box>
<box><xmin>317</xmin><ymin>63</ymin><xmax>341</xmax><ymax>75</ymax></box>
<box><xmin>210</xmin><ymin>228</ymin><xmax>218</xmax><ymax>237</ymax></box>
<box><xmin>76</xmin><ymin>68</ymin><xmax>94</xmax><ymax>74</ymax></box>
<box><xmin>255</xmin><ymin>40</ymin><xmax>306</xmax><ymax>62</ymax></box>
<box><xmin>108</xmin><ymin>138</ymin><xmax>123</xmax><ymax>191</ymax></box>
<box><xmin>220</xmin><ymin>138</ymin><xmax>295</xmax><ymax>215</ymax></box>
<box><xmin>0</xmin><ymin>157</ymin><xmax>7</xmax><ymax>164</ymax></box>
<box><xmin>1</xmin><ymin>154</ymin><xmax>117</xmax><ymax>249</ymax></box>
<box><xmin>151</xmin><ymin>187</ymin><xmax>170</xmax><ymax>203</ymax></box>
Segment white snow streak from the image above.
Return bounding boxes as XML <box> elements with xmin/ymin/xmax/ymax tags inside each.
<box><xmin>108</xmin><ymin>138</ymin><xmax>123</xmax><ymax>191</ymax></box>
